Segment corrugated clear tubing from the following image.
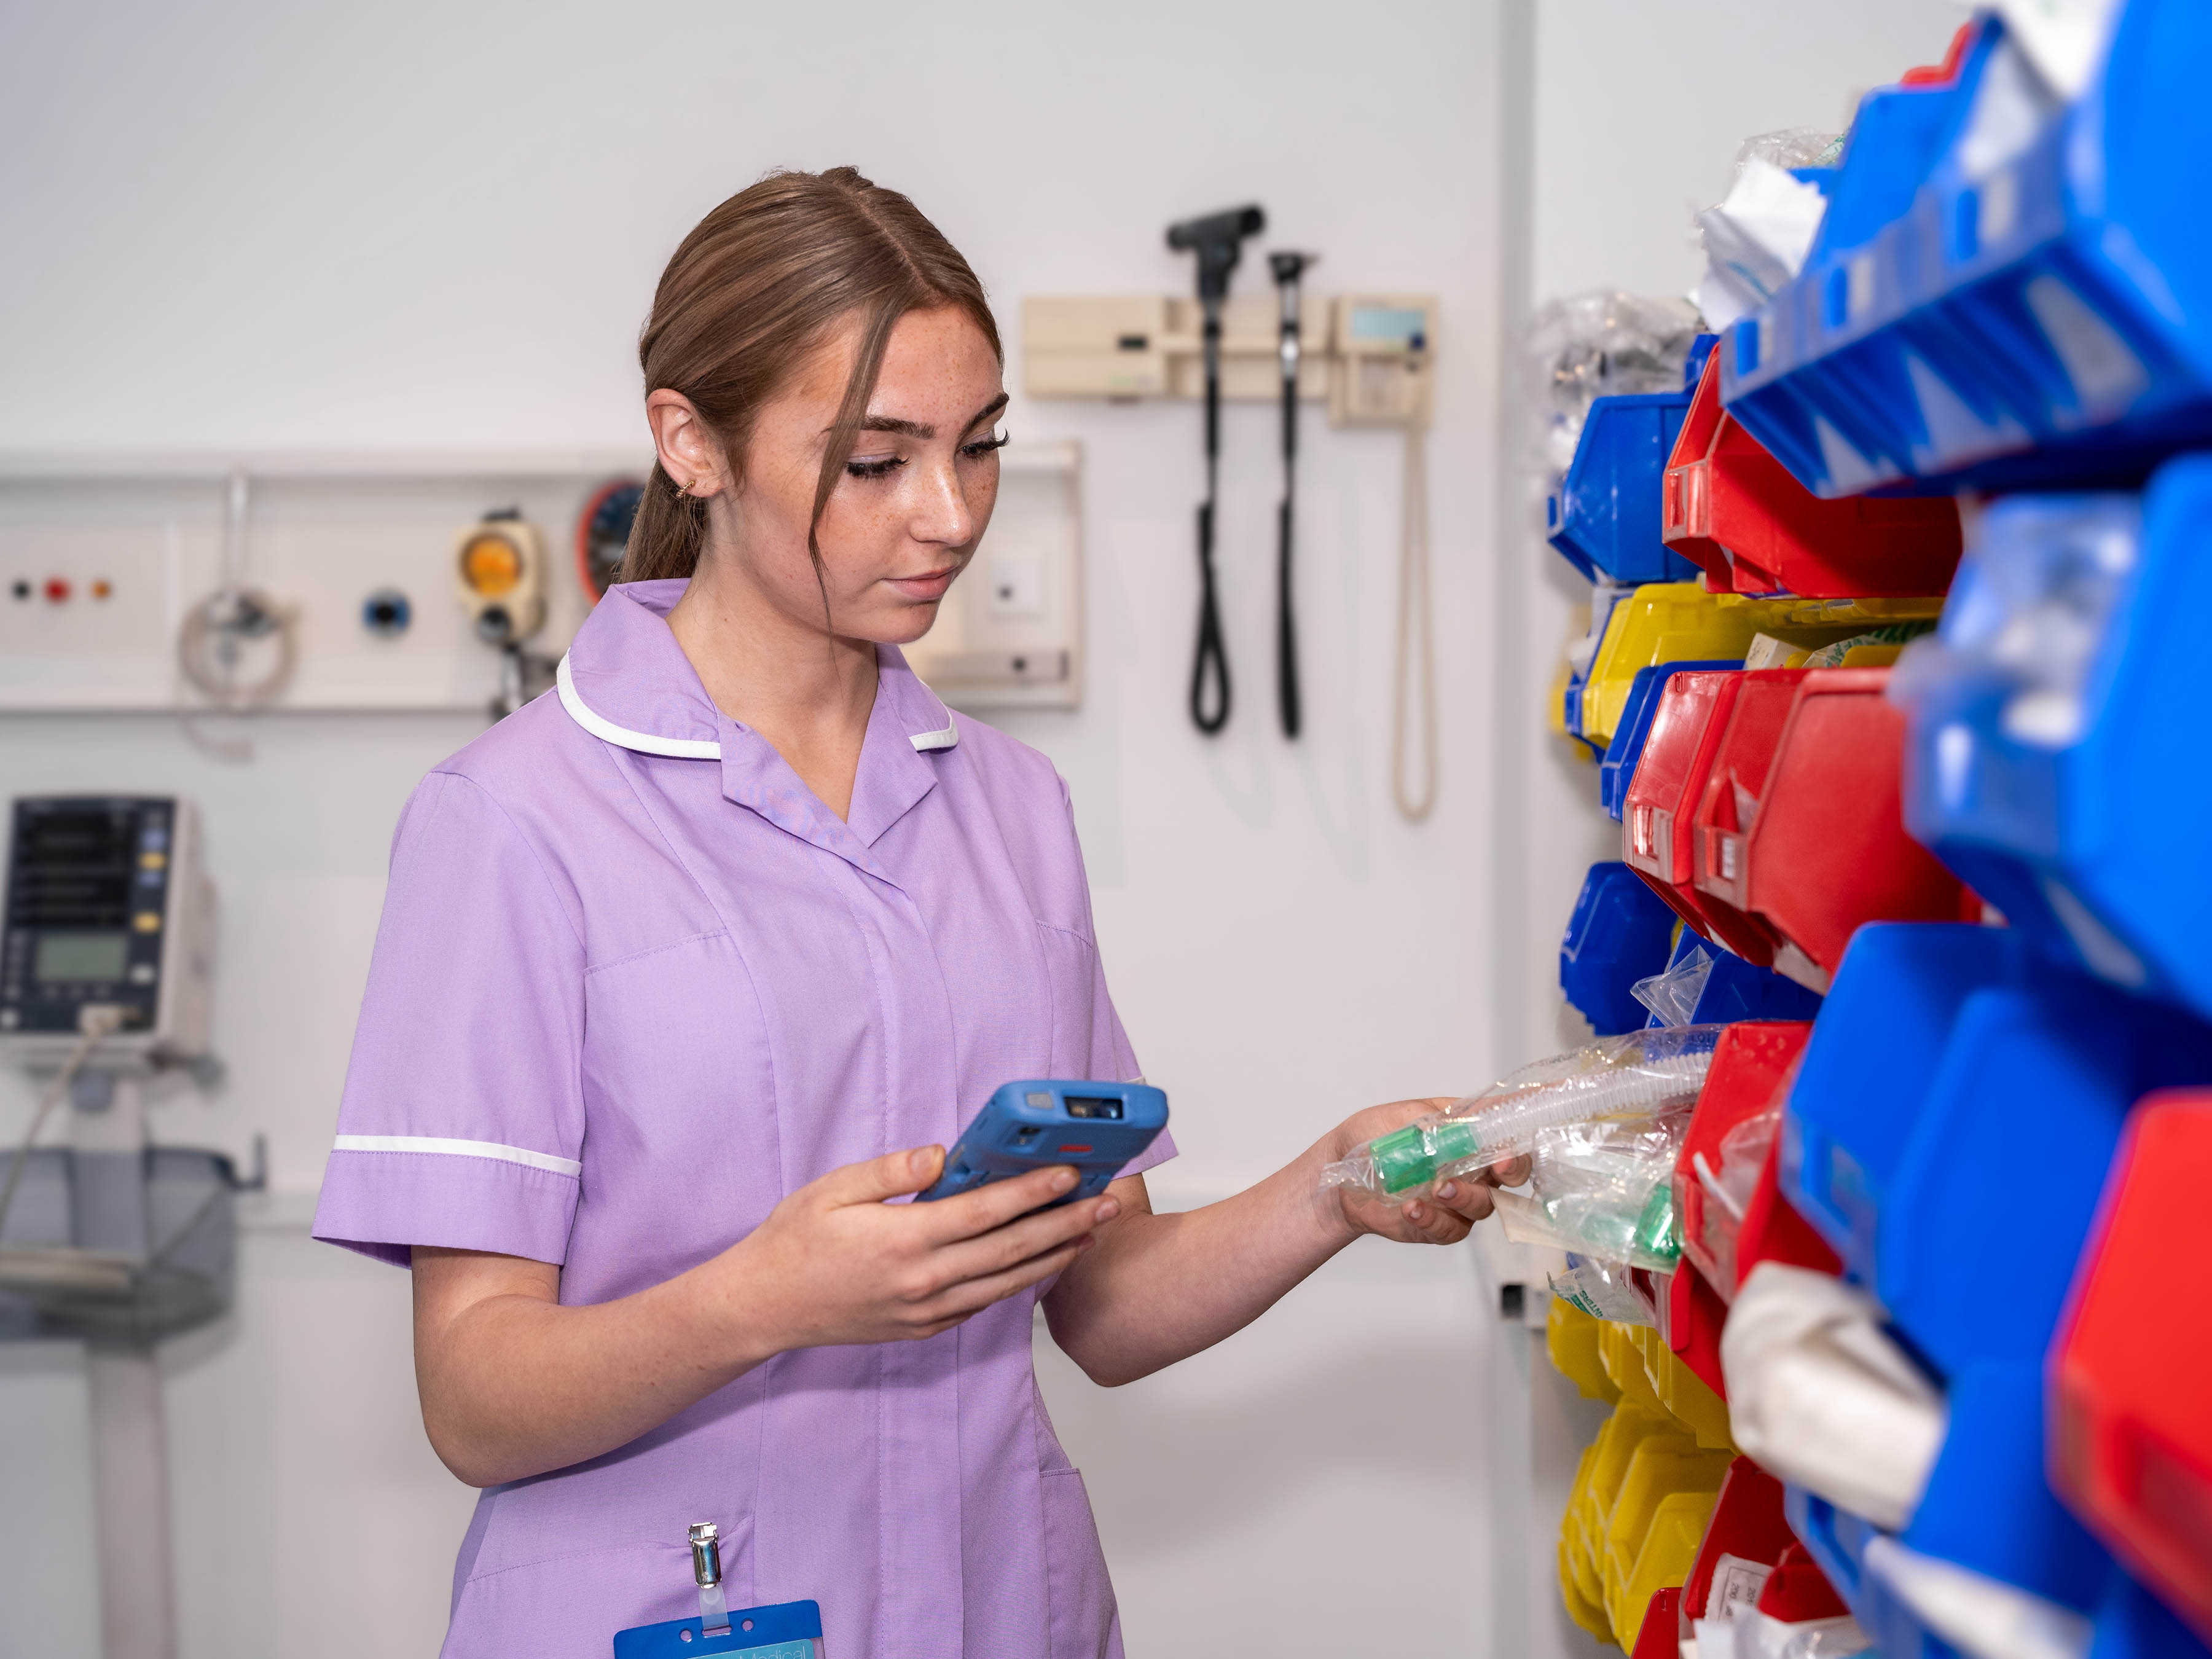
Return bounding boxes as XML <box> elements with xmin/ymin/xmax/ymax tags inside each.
<box><xmin>1320</xmin><ymin>1025</ymin><xmax>1722</xmax><ymax>1204</ymax></box>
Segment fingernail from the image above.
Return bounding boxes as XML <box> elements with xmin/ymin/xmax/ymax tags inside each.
<box><xmin>1097</xmin><ymin>1199</ymin><xmax>1120</xmax><ymax>1222</ymax></box>
<box><xmin>1438</xmin><ymin>1182</ymin><xmax>1457</xmax><ymax>1200</ymax></box>
<box><xmin>911</xmin><ymin>1147</ymin><xmax>937</xmax><ymax>1175</ymax></box>
<box><xmin>1052</xmin><ymin>1169</ymin><xmax>1077</xmax><ymax>1193</ymax></box>
<box><xmin>1405</xmin><ymin>1202</ymin><xmax>1424</xmax><ymax>1222</ymax></box>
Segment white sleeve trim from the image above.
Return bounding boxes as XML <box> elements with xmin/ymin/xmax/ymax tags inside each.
<box><xmin>556</xmin><ymin>654</ymin><xmax>721</xmax><ymax>759</ymax></box>
<box><xmin>909</xmin><ymin>718</ymin><xmax>959</xmax><ymax>752</ymax></box>
<box><xmin>331</xmin><ymin>1134</ymin><xmax>582</xmax><ymax>1179</ymax></box>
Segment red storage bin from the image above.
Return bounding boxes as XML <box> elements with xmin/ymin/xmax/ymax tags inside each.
<box><xmin>1665</xmin><ymin>1258</ymin><xmax>1732</xmax><ymax>1400</ymax></box>
<box><xmin>1756</xmin><ymin>1545</ymin><xmax>1851</xmax><ymax>1624</ymax></box>
<box><xmin>1683</xmin><ymin>1459</ymin><xmax>1797</xmax><ymax>1624</ymax></box>
<box><xmin>1675</xmin><ymin>1022</ymin><xmax>1819</xmax><ymax>1302</ymax></box>
<box><xmin>1736</xmin><ymin>1126</ymin><xmax>1841</xmax><ymax>1293</ymax></box>
<box><xmin>1630</xmin><ymin>1586</ymin><xmax>1684</xmax><ymax>1659</ymax></box>
<box><xmin>1692</xmin><ymin>670</ymin><xmax>1813</xmax><ymax>918</ymax></box>
<box><xmin>1738</xmin><ymin>669</ymin><xmax>1967</xmax><ymax>992</ymax></box>
<box><xmin>1661</xmin><ymin>348</ymin><xmax>1963</xmax><ymax>598</ymax></box>
<box><xmin>2050</xmin><ymin>1091</ymin><xmax>2212</xmax><ymax>1646</ymax></box>
<box><xmin>1622</xmin><ymin>670</ymin><xmax>1776</xmax><ymax>965</ymax></box>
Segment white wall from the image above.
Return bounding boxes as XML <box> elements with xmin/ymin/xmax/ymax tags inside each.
<box><xmin>0</xmin><ymin>4</ymin><xmax>1517</xmax><ymax>1657</ymax></box>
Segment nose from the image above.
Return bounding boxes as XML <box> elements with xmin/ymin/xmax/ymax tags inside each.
<box><xmin>909</xmin><ymin>455</ymin><xmax>977</xmax><ymax>551</ymax></box>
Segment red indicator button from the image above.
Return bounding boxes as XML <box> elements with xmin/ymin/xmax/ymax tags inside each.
<box><xmin>44</xmin><ymin>577</ymin><xmax>71</xmax><ymax>603</ymax></box>
<box><xmin>1056</xmin><ymin>1144</ymin><xmax>1092</xmax><ymax>1155</ymax></box>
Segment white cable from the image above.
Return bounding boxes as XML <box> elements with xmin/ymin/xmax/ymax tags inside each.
<box><xmin>1392</xmin><ymin>425</ymin><xmax>1439</xmax><ymax>820</ymax></box>
<box><xmin>0</xmin><ymin>1007</ymin><xmax>125</xmax><ymax>1242</ymax></box>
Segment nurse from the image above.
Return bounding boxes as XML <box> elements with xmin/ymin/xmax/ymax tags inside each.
<box><xmin>314</xmin><ymin>166</ymin><xmax>1517</xmax><ymax>1659</ymax></box>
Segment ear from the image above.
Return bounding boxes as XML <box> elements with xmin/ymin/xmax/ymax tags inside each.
<box><xmin>645</xmin><ymin>390</ymin><xmax>731</xmax><ymax>498</ymax></box>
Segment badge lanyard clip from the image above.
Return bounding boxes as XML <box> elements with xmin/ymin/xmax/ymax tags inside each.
<box><xmin>608</xmin><ymin>1525</ymin><xmax>825</xmax><ymax>1658</ymax></box>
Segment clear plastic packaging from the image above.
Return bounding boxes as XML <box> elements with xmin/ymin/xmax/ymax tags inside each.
<box><xmin>1692</xmin><ymin>130</ymin><xmax>1843</xmax><ymax>331</ymax></box>
<box><xmin>1548</xmin><ymin>1252</ymin><xmax>1659</xmax><ymax>1327</ymax></box>
<box><xmin>1522</xmin><ymin>291</ymin><xmax>1704</xmax><ymax>478</ymax></box>
<box><xmin>1633</xmin><ymin>944</ymin><xmax>1716</xmax><ymax>1028</ymax></box>
<box><xmin>1322</xmin><ymin>1027</ymin><xmax>1718</xmax><ymax>1269</ymax></box>
<box><xmin>1681</xmin><ymin>1104</ymin><xmax>1781</xmax><ymax>1293</ymax></box>
<box><xmin>1887</xmin><ymin>495</ymin><xmax>2139</xmax><ymax>753</ymax></box>
<box><xmin>1494</xmin><ymin>1106</ymin><xmax>1695</xmax><ymax>1271</ymax></box>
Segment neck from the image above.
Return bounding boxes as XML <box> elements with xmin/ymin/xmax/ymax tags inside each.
<box><xmin>665</xmin><ymin>550</ymin><xmax>879</xmax><ymax>821</ymax></box>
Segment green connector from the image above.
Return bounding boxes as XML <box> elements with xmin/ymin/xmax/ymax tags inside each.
<box><xmin>1632</xmin><ymin>1181</ymin><xmax>1682</xmax><ymax>1267</ymax></box>
<box><xmin>1371</xmin><ymin>1119</ymin><xmax>1485</xmax><ymax>1194</ymax></box>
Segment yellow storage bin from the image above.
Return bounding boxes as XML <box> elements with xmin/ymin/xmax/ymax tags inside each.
<box><xmin>1579</xmin><ymin>583</ymin><xmax>1943</xmax><ymax>747</ymax></box>
<box><xmin>1566</xmin><ymin>1402</ymin><xmax>1684</xmax><ymax>1620</ymax></box>
<box><xmin>1632</xmin><ymin>1324</ymin><xmax>1736</xmax><ymax>1453</ymax></box>
<box><xmin>1617</xmin><ymin>1488</ymin><xmax>1724</xmax><ymax>1652</ymax></box>
<box><xmin>1558</xmin><ymin>1526</ymin><xmax>1614</xmax><ymax>1645</ymax></box>
<box><xmin>1547</xmin><ymin>1298</ymin><xmax>1622</xmax><ymax>1406</ymax></box>
<box><xmin>1600</xmin><ymin>1439</ymin><xmax>1733</xmax><ymax>1642</ymax></box>
<box><xmin>1598</xmin><ymin>1319</ymin><xmax>1666</xmax><ymax>1416</ymax></box>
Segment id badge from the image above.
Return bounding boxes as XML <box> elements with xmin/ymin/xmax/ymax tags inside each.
<box><xmin>613</xmin><ymin>1523</ymin><xmax>823</xmax><ymax>1659</ymax></box>
<box><xmin>611</xmin><ymin>1600</ymin><xmax>822</xmax><ymax>1659</ymax></box>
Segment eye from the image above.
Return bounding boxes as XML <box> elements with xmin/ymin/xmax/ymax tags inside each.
<box><xmin>960</xmin><ymin>428</ymin><xmax>1010</xmax><ymax>460</ymax></box>
<box><xmin>844</xmin><ymin>453</ymin><xmax>906</xmax><ymax>480</ymax></box>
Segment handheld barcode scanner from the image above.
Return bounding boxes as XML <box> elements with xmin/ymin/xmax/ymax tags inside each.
<box><xmin>1269</xmin><ymin>249</ymin><xmax>1316</xmax><ymax>740</ymax></box>
<box><xmin>1167</xmin><ymin>203</ymin><xmax>1265</xmax><ymax>736</ymax></box>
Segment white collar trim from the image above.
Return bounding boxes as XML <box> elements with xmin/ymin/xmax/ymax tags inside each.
<box><xmin>555</xmin><ymin>653</ymin><xmax>959</xmax><ymax>757</ymax></box>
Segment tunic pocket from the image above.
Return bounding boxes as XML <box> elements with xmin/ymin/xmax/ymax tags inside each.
<box><xmin>1039</xmin><ymin>1466</ymin><xmax>1122</xmax><ymax>1659</ymax></box>
<box><xmin>1033</xmin><ymin>923</ymin><xmax>1109</xmax><ymax>1081</ymax></box>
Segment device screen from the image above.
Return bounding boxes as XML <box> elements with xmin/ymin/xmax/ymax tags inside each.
<box><xmin>1062</xmin><ymin>1096</ymin><xmax>1124</xmax><ymax>1120</ymax></box>
<box><xmin>34</xmin><ymin>931</ymin><xmax>129</xmax><ymax>983</ymax></box>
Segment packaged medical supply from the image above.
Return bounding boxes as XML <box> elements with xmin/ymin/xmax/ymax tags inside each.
<box><xmin>1322</xmin><ymin>1025</ymin><xmax>1720</xmax><ymax>1202</ymax></box>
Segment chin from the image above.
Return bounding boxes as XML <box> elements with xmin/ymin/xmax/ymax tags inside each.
<box><xmin>859</xmin><ymin>602</ymin><xmax>943</xmax><ymax>649</ymax></box>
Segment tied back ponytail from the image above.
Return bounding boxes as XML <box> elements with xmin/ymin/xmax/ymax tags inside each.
<box><xmin>619</xmin><ymin>167</ymin><xmax>1002</xmax><ymax>585</ymax></box>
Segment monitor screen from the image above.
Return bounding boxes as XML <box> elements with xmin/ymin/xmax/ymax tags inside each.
<box><xmin>33</xmin><ymin>931</ymin><xmax>129</xmax><ymax>984</ymax></box>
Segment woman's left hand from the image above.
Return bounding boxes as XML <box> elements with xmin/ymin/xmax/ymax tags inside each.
<box><xmin>1323</xmin><ymin>1097</ymin><xmax>1532</xmax><ymax>1246</ymax></box>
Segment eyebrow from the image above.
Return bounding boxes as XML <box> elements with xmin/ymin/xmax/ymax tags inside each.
<box><xmin>846</xmin><ymin>391</ymin><xmax>1010</xmax><ymax>441</ymax></box>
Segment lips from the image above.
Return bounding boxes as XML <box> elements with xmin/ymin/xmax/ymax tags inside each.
<box><xmin>886</xmin><ymin>568</ymin><xmax>957</xmax><ymax>602</ymax></box>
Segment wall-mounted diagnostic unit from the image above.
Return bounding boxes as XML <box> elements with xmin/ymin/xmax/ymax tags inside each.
<box><xmin>1</xmin><ymin>794</ymin><xmax>234</xmax><ymax>1659</ymax></box>
<box><xmin>1</xmin><ymin>796</ymin><xmax>213</xmax><ymax>1065</ymax></box>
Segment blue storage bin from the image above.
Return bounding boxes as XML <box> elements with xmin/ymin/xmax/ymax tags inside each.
<box><xmin>1547</xmin><ymin>335</ymin><xmax>1716</xmax><ymax>584</ymax></box>
<box><xmin>2095</xmin><ymin>1572</ymin><xmax>2212</xmax><ymax>1659</ymax></box>
<box><xmin>1597</xmin><ymin>658</ymin><xmax>1744</xmax><ymax>821</ymax></box>
<box><xmin>1724</xmin><ymin>3</ymin><xmax>2212</xmax><ymax>496</ymax></box>
<box><xmin>1784</xmin><ymin>1483</ymin><xmax>1880</xmax><ymax>1623</ymax></box>
<box><xmin>1559</xmin><ymin>582</ymin><xmax>1638</xmax><ymax>759</ymax></box>
<box><xmin>1877</xmin><ymin>973</ymin><xmax>2212</xmax><ymax>1378</ymax></box>
<box><xmin>1559</xmin><ymin>861</ymin><xmax>1679</xmax><ymax>1037</ymax></box>
<box><xmin>1897</xmin><ymin>461</ymin><xmax>2212</xmax><ymax>1025</ymax></box>
<box><xmin>1640</xmin><ymin>926</ymin><xmax>1823</xmax><ymax>1030</ymax></box>
<box><xmin>1781</xmin><ymin>922</ymin><xmax>2036</xmax><ymax>1277</ymax></box>
<box><xmin>1907</xmin><ymin>1360</ymin><xmax>2114</xmax><ymax>1615</ymax></box>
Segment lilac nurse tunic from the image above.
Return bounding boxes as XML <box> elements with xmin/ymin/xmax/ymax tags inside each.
<box><xmin>313</xmin><ymin>579</ymin><xmax>1172</xmax><ymax>1659</ymax></box>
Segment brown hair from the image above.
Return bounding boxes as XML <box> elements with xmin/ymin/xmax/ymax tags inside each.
<box><xmin>620</xmin><ymin>167</ymin><xmax>1002</xmax><ymax>584</ymax></box>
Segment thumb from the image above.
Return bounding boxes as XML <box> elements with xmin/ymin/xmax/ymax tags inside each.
<box><xmin>816</xmin><ymin>1145</ymin><xmax>944</xmax><ymax>1207</ymax></box>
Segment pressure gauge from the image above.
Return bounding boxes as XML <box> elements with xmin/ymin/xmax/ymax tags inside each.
<box><xmin>453</xmin><ymin>510</ymin><xmax>546</xmax><ymax>645</ymax></box>
<box><xmin>576</xmin><ymin>479</ymin><xmax>645</xmax><ymax>603</ymax></box>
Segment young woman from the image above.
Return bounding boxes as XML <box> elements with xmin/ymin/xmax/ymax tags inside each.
<box><xmin>314</xmin><ymin>167</ymin><xmax>1516</xmax><ymax>1659</ymax></box>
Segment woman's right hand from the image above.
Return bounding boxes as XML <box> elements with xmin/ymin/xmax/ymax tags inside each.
<box><xmin>705</xmin><ymin>1145</ymin><xmax>1117</xmax><ymax>1360</ymax></box>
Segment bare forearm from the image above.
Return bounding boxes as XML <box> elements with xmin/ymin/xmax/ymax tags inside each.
<box><xmin>414</xmin><ymin>1255</ymin><xmax>771</xmax><ymax>1486</ymax></box>
<box><xmin>1043</xmin><ymin>1142</ymin><xmax>1357</xmax><ymax>1386</ymax></box>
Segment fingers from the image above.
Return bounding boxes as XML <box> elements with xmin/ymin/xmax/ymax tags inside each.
<box><xmin>1433</xmin><ymin>1178</ymin><xmax>1497</xmax><ymax>1224</ymax></box>
<box><xmin>909</xmin><ymin>1233</ymin><xmax>1096</xmax><ymax>1327</ymax></box>
<box><xmin>1488</xmin><ymin>1154</ymin><xmax>1533</xmax><ymax>1186</ymax></box>
<box><xmin>1398</xmin><ymin>1195</ymin><xmax>1475</xmax><ymax>1245</ymax></box>
<box><xmin>909</xmin><ymin>1164</ymin><xmax>1083</xmax><ymax>1244</ymax></box>
<box><xmin>815</xmin><ymin>1144</ymin><xmax>945</xmax><ymax>1206</ymax></box>
<box><xmin>924</xmin><ymin>1193</ymin><xmax>1119</xmax><ymax>1288</ymax></box>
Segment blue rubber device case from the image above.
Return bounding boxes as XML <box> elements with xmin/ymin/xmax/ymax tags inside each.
<box><xmin>613</xmin><ymin>1599</ymin><xmax>823</xmax><ymax>1658</ymax></box>
<box><xmin>917</xmin><ymin>1080</ymin><xmax>1168</xmax><ymax>1204</ymax></box>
